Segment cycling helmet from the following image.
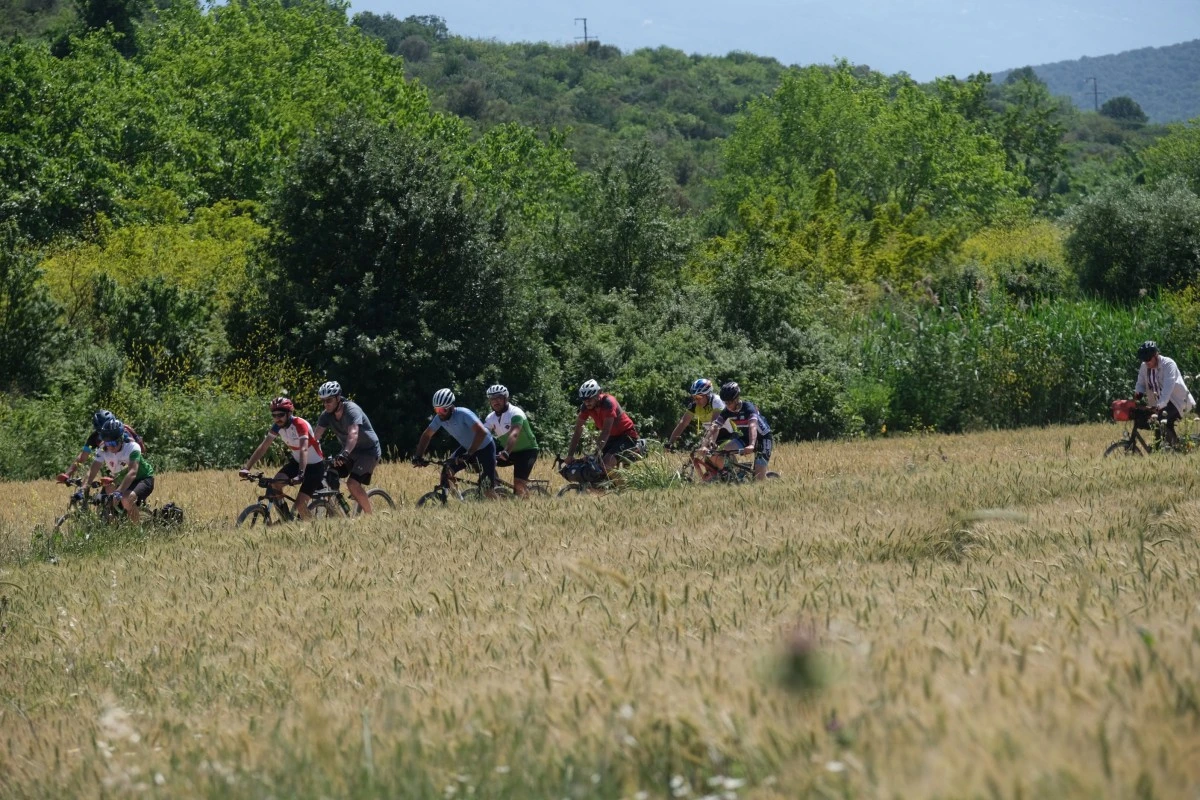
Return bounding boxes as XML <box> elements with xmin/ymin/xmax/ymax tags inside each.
<box><xmin>318</xmin><ymin>381</ymin><xmax>342</xmax><ymax>399</ymax></box>
<box><xmin>486</xmin><ymin>384</ymin><xmax>510</xmax><ymax>399</ymax></box>
<box><xmin>432</xmin><ymin>388</ymin><xmax>456</xmax><ymax>408</ymax></box>
<box><xmin>92</xmin><ymin>409</ymin><xmax>116</xmax><ymax>431</ymax></box>
<box><xmin>689</xmin><ymin>378</ymin><xmax>713</xmax><ymax>396</ymax></box>
<box><xmin>578</xmin><ymin>379</ymin><xmax>601</xmax><ymax>400</ymax></box>
<box><xmin>270</xmin><ymin>396</ymin><xmax>294</xmax><ymax>412</ymax></box>
<box><xmin>719</xmin><ymin>381</ymin><xmax>741</xmax><ymax>402</ymax></box>
<box><xmin>99</xmin><ymin>417</ymin><xmax>125</xmax><ymax>443</ymax></box>
<box><xmin>1137</xmin><ymin>341</ymin><xmax>1159</xmax><ymax>363</ymax></box>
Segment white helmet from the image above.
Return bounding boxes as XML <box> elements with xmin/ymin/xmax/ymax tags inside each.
<box><xmin>432</xmin><ymin>388</ymin><xmax>456</xmax><ymax>408</ymax></box>
<box><xmin>486</xmin><ymin>384</ymin><xmax>509</xmax><ymax>399</ymax></box>
<box><xmin>578</xmin><ymin>379</ymin><xmax>601</xmax><ymax>400</ymax></box>
<box><xmin>318</xmin><ymin>381</ymin><xmax>341</xmax><ymax>399</ymax></box>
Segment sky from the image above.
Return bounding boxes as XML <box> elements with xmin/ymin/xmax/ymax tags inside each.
<box><xmin>347</xmin><ymin>0</ymin><xmax>1200</xmax><ymax>81</ymax></box>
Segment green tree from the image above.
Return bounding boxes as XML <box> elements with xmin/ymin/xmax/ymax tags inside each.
<box><xmin>1100</xmin><ymin>95</ymin><xmax>1148</xmax><ymax>124</ymax></box>
<box><xmin>0</xmin><ymin>223</ymin><xmax>63</xmax><ymax>393</ymax></box>
<box><xmin>1067</xmin><ymin>176</ymin><xmax>1200</xmax><ymax>300</ymax></box>
<box><xmin>1141</xmin><ymin>118</ymin><xmax>1200</xmax><ymax>192</ymax></box>
<box><xmin>259</xmin><ymin>116</ymin><xmax>548</xmax><ymax>448</ymax></box>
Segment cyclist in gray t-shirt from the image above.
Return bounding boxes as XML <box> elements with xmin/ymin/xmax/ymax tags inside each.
<box><xmin>314</xmin><ymin>381</ymin><xmax>383</xmax><ymax>514</ymax></box>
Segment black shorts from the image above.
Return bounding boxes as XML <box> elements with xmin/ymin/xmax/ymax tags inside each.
<box><xmin>715</xmin><ymin>429</ymin><xmax>733</xmax><ymax>444</ymax></box>
<box><xmin>451</xmin><ymin>440</ymin><xmax>498</xmax><ymax>487</ymax></box>
<box><xmin>278</xmin><ymin>460</ymin><xmax>327</xmax><ymax>496</ymax></box>
<box><xmin>602</xmin><ymin>434</ymin><xmax>639</xmax><ymax>457</ymax></box>
<box><xmin>336</xmin><ymin>454</ymin><xmax>378</xmax><ymax>486</ymax></box>
<box><xmin>731</xmin><ymin>436</ymin><xmax>773</xmax><ymax>466</ymax></box>
<box><xmin>497</xmin><ymin>449</ymin><xmax>538</xmax><ymax>481</ymax></box>
<box><xmin>128</xmin><ymin>476</ymin><xmax>155</xmax><ymax>501</ymax></box>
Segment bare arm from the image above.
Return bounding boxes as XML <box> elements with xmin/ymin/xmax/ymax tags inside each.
<box><xmin>594</xmin><ymin>417</ymin><xmax>616</xmax><ymax>454</ymax></box>
<box><xmin>504</xmin><ymin>424</ymin><xmax>522</xmax><ymax>454</ymax></box>
<box><xmin>567</xmin><ymin>416</ymin><xmax>585</xmax><ymax>460</ymax></box>
<box><xmin>667</xmin><ymin>412</ymin><xmax>693</xmax><ymax>448</ymax></box>
<box><xmin>342</xmin><ymin>424</ymin><xmax>360</xmax><ymax>456</ymax></box>
<box><xmin>243</xmin><ymin>433</ymin><xmax>277</xmax><ymax>471</ymax></box>
<box><xmin>413</xmin><ymin>428</ymin><xmax>435</xmax><ymax>462</ymax></box>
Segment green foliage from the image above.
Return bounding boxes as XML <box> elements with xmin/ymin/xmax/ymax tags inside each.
<box><xmin>0</xmin><ymin>223</ymin><xmax>62</xmax><ymax>394</ymax></box>
<box><xmin>1067</xmin><ymin>176</ymin><xmax>1200</xmax><ymax>301</ymax></box>
<box><xmin>260</xmin><ymin>115</ymin><xmax>553</xmax><ymax>451</ymax></box>
<box><xmin>716</xmin><ymin>64</ymin><xmax>1028</xmax><ymax>233</ymax></box>
<box><xmin>1141</xmin><ymin>119</ymin><xmax>1200</xmax><ymax>193</ymax></box>
<box><xmin>1101</xmin><ymin>96</ymin><xmax>1148</xmax><ymax>124</ymax></box>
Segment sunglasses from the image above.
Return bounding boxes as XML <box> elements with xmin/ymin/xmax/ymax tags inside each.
<box><xmin>271</xmin><ymin>411</ymin><xmax>288</xmax><ymax>417</ymax></box>
<box><xmin>103</xmin><ymin>439</ymin><xmax>122</xmax><ymax>447</ymax></box>
<box><xmin>434</xmin><ymin>406</ymin><xmax>450</xmax><ymax>414</ymax></box>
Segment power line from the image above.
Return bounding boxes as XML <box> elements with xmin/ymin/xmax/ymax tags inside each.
<box><xmin>574</xmin><ymin>17</ymin><xmax>593</xmax><ymax>46</ymax></box>
<box><xmin>1084</xmin><ymin>76</ymin><xmax>1099</xmax><ymax>112</ymax></box>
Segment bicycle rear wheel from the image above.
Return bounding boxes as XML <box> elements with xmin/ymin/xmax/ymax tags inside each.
<box><xmin>1104</xmin><ymin>438</ymin><xmax>1141</xmax><ymax>458</ymax></box>
<box><xmin>557</xmin><ymin>483</ymin><xmax>585</xmax><ymax>497</ymax></box>
<box><xmin>308</xmin><ymin>496</ymin><xmax>346</xmax><ymax>519</ymax></box>
<box><xmin>766</xmin><ymin>471</ymin><xmax>781</xmax><ymax>479</ymax></box>
<box><xmin>236</xmin><ymin>503</ymin><xmax>271</xmax><ymax>528</ymax></box>
<box><xmin>525</xmin><ymin>481</ymin><xmax>550</xmax><ymax>497</ymax></box>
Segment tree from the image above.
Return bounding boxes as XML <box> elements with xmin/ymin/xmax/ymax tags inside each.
<box><xmin>1100</xmin><ymin>96</ymin><xmax>1147</xmax><ymax>124</ymax></box>
<box><xmin>1003</xmin><ymin>66</ymin><xmax>1044</xmax><ymax>87</ymax></box>
<box><xmin>1067</xmin><ymin>176</ymin><xmax>1200</xmax><ymax>300</ymax></box>
<box><xmin>1141</xmin><ymin>118</ymin><xmax>1200</xmax><ymax>193</ymax></box>
<box><xmin>0</xmin><ymin>223</ymin><xmax>63</xmax><ymax>394</ymax></box>
<box><xmin>260</xmin><ymin>116</ymin><xmax>547</xmax><ymax>448</ymax></box>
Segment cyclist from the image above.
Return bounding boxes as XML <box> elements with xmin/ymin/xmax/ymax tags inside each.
<box><xmin>314</xmin><ymin>381</ymin><xmax>382</xmax><ymax>514</ymax></box>
<box><xmin>238</xmin><ymin>397</ymin><xmax>325</xmax><ymax>520</ymax></box>
<box><xmin>667</xmin><ymin>378</ymin><xmax>736</xmax><ymax>481</ymax></box>
<box><xmin>57</xmin><ymin>410</ymin><xmax>144</xmax><ymax>484</ymax></box>
<box><xmin>482</xmin><ymin>384</ymin><xmax>539</xmax><ymax>498</ymax></box>
<box><xmin>703</xmin><ymin>381</ymin><xmax>774</xmax><ymax>481</ymax></box>
<box><xmin>1134</xmin><ymin>340</ymin><xmax>1195</xmax><ymax>449</ymax></box>
<box><xmin>83</xmin><ymin>417</ymin><xmax>155</xmax><ymax>523</ymax></box>
<box><xmin>567</xmin><ymin>379</ymin><xmax>639</xmax><ymax>473</ymax></box>
<box><xmin>412</xmin><ymin>388</ymin><xmax>498</xmax><ymax>499</ymax></box>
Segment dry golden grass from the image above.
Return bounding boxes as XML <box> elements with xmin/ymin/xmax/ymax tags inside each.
<box><xmin>1</xmin><ymin>424</ymin><xmax>1198</xmax><ymax>798</ymax></box>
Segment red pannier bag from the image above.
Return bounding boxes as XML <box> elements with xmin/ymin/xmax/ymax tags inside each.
<box><xmin>1111</xmin><ymin>399</ymin><xmax>1137</xmax><ymax>421</ymax></box>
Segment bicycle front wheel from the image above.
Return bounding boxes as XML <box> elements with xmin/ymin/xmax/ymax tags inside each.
<box><xmin>416</xmin><ymin>489</ymin><xmax>447</xmax><ymax>508</ymax></box>
<box><xmin>557</xmin><ymin>483</ymin><xmax>585</xmax><ymax>498</ymax></box>
<box><xmin>308</xmin><ymin>497</ymin><xmax>346</xmax><ymax>519</ymax></box>
<box><xmin>1103</xmin><ymin>438</ymin><xmax>1141</xmax><ymax>458</ymax></box>
<box><xmin>356</xmin><ymin>488</ymin><xmax>396</xmax><ymax>515</ymax></box>
<box><xmin>236</xmin><ymin>503</ymin><xmax>271</xmax><ymax>528</ymax></box>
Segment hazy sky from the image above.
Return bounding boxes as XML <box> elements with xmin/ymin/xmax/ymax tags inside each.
<box><xmin>348</xmin><ymin>0</ymin><xmax>1200</xmax><ymax>80</ymax></box>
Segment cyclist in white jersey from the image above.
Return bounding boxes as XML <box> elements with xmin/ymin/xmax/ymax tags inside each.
<box><xmin>239</xmin><ymin>397</ymin><xmax>326</xmax><ymax>520</ymax></box>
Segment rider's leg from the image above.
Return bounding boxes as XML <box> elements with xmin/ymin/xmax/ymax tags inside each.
<box><xmin>476</xmin><ymin>441</ymin><xmax>499</xmax><ymax>499</ymax></box>
<box><xmin>511</xmin><ymin>450</ymin><xmax>537</xmax><ymax>498</ymax></box>
<box><xmin>1164</xmin><ymin>402</ymin><xmax>1182</xmax><ymax>448</ymax></box>
<box><xmin>347</xmin><ymin>457</ymin><xmax>378</xmax><ymax>513</ymax></box>
<box><xmin>125</xmin><ymin>476</ymin><xmax>154</xmax><ymax>523</ymax></box>
<box><xmin>753</xmin><ymin>437</ymin><xmax>773</xmax><ymax>481</ymax></box>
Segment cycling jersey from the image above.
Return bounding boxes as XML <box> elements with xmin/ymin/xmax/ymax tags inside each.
<box><xmin>687</xmin><ymin>396</ymin><xmax>733</xmax><ymax>434</ymax></box>
<box><xmin>578</xmin><ymin>394</ymin><xmax>637</xmax><ymax>438</ymax></box>
<box><xmin>271</xmin><ymin>416</ymin><xmax>324</xmax><ymax>463</ymax></box>
<box><xmin>484</xmin><ymin>404</ymin><xmax>538</xmax><ymax>453</ymax></box>
<box><xmin>94</xmin><ymin>441</ymin><xmax>155</xmax><ymax>481</ymax></box>
<box><xmin>718</xmin><ymin>400</ymin><xmax>772</xmax><ymax>440</ymax></box>
<box><xmin>83</xmin><ymin>423</ymin><xmax>144</xmax><ymax>455</ymax></box>
<box><xmin>428</xmin><ymin>407</ymin><xmax>493</xmax><ymax>450</ymax></box>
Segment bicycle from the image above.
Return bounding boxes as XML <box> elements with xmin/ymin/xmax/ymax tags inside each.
<box><xmin>1105</xmin><ymin>399</ymin><xmax>1200</xmax><ymax>457</ymax></box>
<box><xmin>235</xmin><ymin>472</ymin><xmax>302</xmax><ymax>528</ymax></box>
<box><xmin>676</xmin><ymin>446</ymin><xmax>781</xmax><ymax>483</ymax></box>
<box><xmin>309</xmin><ymin>456</ymin><xmax>396</xmax><ymax>517</ymax></box>
<box><xmin>54</xmin><ymin>477</ymin><xmax>184</xmax><ymax>533</ymax></box>
<box><xmin>414</xmin><ymin>456</ymin><xmax>548</xmax><ymax>507</ymax></box>
<box><xmin>555</xmin><ymin>439</ymin><xmax>650</xmax><ymax>496</ymax></box>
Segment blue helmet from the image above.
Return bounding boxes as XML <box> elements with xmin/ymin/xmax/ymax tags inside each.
<box><xmin>689</xmin><ymin>378</ymin><xmax>713</xmax><ymax>397</ymax></box>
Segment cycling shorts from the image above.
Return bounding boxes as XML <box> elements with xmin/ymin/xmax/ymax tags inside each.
<box><xmin>498</xmin><ymin>449</ymin><xmax>538</xmax><ymax>481</ymax></box>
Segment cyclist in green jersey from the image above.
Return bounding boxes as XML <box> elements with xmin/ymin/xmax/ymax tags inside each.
<box><xmin>84</xmin><ymin>417</ymin><xmax>156</xmax><ymax>523</ymax></box>
<box><xmin>482</xmin><ymin>384</ymin><xmax>539</xmax><ymax>497</ymax></box>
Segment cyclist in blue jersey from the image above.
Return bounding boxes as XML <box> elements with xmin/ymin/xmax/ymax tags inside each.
<box><xmin>412</xmin><ymin>388</ymin><xmax>499</xmax><ymax>499</ymax></box>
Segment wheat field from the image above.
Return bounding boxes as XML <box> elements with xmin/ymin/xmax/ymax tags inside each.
<box><xmin>0</xmin><ymin>424</ymin><xmax>1197</xmax><ymax>799</ymax></box>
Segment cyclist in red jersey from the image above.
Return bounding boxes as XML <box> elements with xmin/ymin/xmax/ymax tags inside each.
<box><xmin>238</xmin><ymin>397</ymin><xmax>326</xmax><ymax>520</ymax></box>
<box><xmin>567</xmin><ymin>379</ymin><xmax>640</xmax><ymax>472</ymax></box>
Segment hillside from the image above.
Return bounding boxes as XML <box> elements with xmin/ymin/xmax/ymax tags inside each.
<box><xmin>994</xmin><ymin>39</ymin><xmax>1200</xmax><ymax>123</ymax></box>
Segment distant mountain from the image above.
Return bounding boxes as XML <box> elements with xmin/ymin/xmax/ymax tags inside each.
<box><xmin>994</xmin><ymin>39</ymin><xmax>1200</xmax><ymax>123</ymax></box>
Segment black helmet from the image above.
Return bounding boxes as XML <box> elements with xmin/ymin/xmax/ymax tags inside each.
<box><xmin>92</xmin><ymin>409</ymin><xmax>116</xmax><ymax>431</ymax></box>
<box><xmin>1137</xmin><ymin>341</ymin><xmax>1159</xmax><ymax>362</ymax></box>
<box><xmin>718</xmin><ymin>381</ymin><xmax>741</xmax><ymax>402</ymax></box>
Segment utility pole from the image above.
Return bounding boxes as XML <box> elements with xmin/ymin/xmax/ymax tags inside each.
<box><xmin>1084</xmin><ymin>76</ymin><xmax>1099</xmax><ymax>112</ymax></box>
<box><xmin>574</xmin><ymin>17</ymin><xmax>593</xmax><ymax>46</ymax></box>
